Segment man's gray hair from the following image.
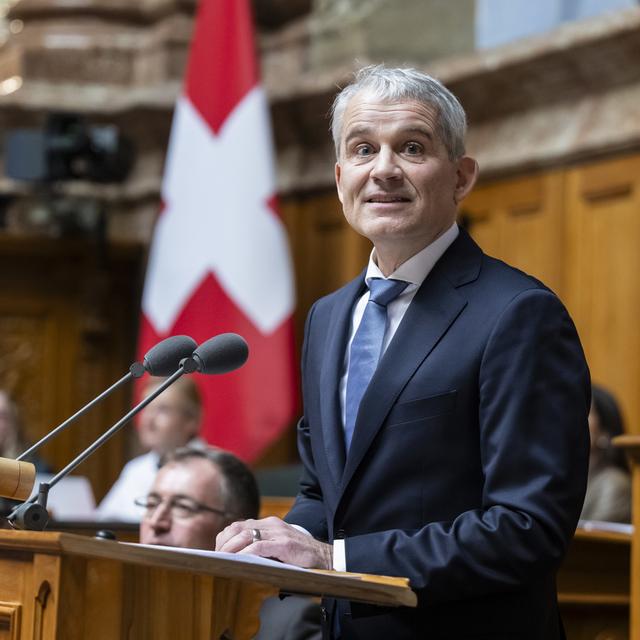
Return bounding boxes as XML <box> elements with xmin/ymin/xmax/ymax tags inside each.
<box><xmin>330</xmin><ymin>65</ymin><xmax>467</xmax><ymax>161</ymax></box>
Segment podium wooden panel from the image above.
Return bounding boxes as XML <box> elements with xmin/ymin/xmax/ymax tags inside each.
<box><xmin>558</xmin><ymin>528</ymin><xmax>630</xmax><ymax>640</ymax></box>
<box><xmin>0</xmin><ymin>530</ymin><xmax>415</xmax><ymax>640</ymax></box>
<box><xmin>613</xmin><ymin>435</ymin><xmax>640</xmax><ymax>639</ymax></box>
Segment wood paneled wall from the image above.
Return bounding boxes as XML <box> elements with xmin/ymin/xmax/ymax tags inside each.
<box><xmin>2</xmin><ymin>150</ymin><xmax>638</xmax><ymax>494</ymax></box>
<box><xmin>279</xmin><ymin>191</ymin><xmax>371</xmax><ymax>356</ymax></box>
<box><xmin>464</xmin><ymin>152</ymin><xmax>640</xmax><ymax>435</ymax></box>
<box><xmin>0</xmin><ymin>236</ymin><xmax>142</xmax><ymax>500</ymax></box>
<box><xmin>564</xmin><ymin>154</ymin><xmax>640</xmax><ymax>436</ymax></box>
<box><xmin>462</xmin><ymin>172</ymin><xmax>566</xmax><ymax>296</ymax></box>
<box><xmin>257</xmin><ymin>152</ymin><xmax>640</xmax><ymax>463</ymax></box>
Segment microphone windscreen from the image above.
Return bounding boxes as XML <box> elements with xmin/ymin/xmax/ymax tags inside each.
<box><xmin>143</xmin><ymin>335</ymin><xmax>197</xmax><ymax>376</ymax></box>
<box><xmin>193</xmin><ymin>333</ymin><xmax>249</xmax><ymax>375</ymax></box>
<box><xmin>0</xmin><ymin>457</ymin><xmax>36</xmax><ymax>501</ymax></box>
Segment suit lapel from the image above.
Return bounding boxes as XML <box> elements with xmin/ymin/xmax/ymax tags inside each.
<box><xmin>319</xmin><ymin>273</ymin><xmax>366</xmax><ymax>488</ymax></box>
<box><xmin>340</xmin><ymin>230</ymin><xmax>482</xmax><ymax>495</ymax></box>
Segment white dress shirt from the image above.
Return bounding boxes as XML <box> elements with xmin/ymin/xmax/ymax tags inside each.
<box><xmin>332</xmin><ymin>222</ymin><xmax>459</xmax><ymax>570</ymax></box>
<box><xmin>95</xmin><ymin>450</ymin><xmax>160</xmax><ymax>522</ymax></box>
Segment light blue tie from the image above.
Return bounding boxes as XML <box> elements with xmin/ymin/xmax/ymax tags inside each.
<box><xmin>344</xmin><ymin>278</ymin><xmax>408</xmax><ymax>451</ymax></box>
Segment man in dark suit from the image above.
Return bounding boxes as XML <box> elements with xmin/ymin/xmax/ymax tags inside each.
<box><xmin>216</xmin><ymin>65</ymin><xmax>590</xmax><ymax>639</ymax></box>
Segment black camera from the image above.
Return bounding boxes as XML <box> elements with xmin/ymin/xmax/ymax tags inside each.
<box><xmin>4</xmin><ymin>113</ymin><xmax>133</xmax><ymax>183</ymax></box>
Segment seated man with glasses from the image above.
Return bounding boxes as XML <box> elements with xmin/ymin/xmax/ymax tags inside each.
<box><xmin>138</xmin><ymin>446</ymin><xmax>257</xmax><ymax>549</ymax></box>
<box><xmin>138</xmin><ymin>446</ymin><xmax>321</xmax><ymax>640</ymax></box>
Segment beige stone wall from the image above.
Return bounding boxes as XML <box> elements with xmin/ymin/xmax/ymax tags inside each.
<box><xmin>309</xmin><ymin>0</ymin><xmax>474</xmax><ymax>70</ymax></box>
<box><xmin>1</xmin><ymin>1</ymin><xmax>639</xmax><ymax>243</ymax></box>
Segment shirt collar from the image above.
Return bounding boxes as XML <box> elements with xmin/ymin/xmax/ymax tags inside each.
<box><xmin>365</xmin><ymin>222</ymin><xmax>459</xmax><ymax>287</ymax></box>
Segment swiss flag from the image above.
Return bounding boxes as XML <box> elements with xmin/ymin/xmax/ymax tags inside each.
<box><xmin>138</xmin><ymin>0</ymin><xmax>297</xmax><ymax>461</ymax></box>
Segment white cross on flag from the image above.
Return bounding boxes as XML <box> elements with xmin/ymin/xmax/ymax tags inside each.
<box><xmin>138</xmin><ymin>0</ymin><xmax>297</xmax><ymax>461</ymax></box>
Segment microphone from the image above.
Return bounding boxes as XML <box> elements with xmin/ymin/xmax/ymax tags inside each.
<box><xmin>189</xmin><ymin>333</ymin><xmax>249</xmax><ymax>374</ymax></box>
<box><xmin>0</xmin><ymin>335</ymin><xmax>198</xmax><ymax>527</ymax></box>
<box><xmin>136</xmin><ymin>335</ymin><xmax>199</xmax><ymax>377</ymax></box>
<box><xmin>17</xmin><ymin>335</ymin><xmax>197</xmax><ymax>463</ymax></box>
<box><xmin>6</xmin><ymin>333</ymin><xmax>248</xmax><ymax>530</ymax></box>
<box><xmin>0</xmin><ymin>457</ymin><xmax>36</xmax><ymax>501</ymax></box>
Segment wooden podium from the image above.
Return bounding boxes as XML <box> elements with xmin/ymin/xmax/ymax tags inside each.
<box><xmin>613</xmin><ymin>435</ymin><xmax>640</xmax><ymax>639</ymax></box>
<box><xmin>0</xmin><ymin>529</ymin><xmax>416</xmax><ymax>640</ymax></box>
<box><xmin>558</xmin><ymin>527</ymin><xmax>631</xmax><ymax>640</ymax></box>
<box><xmin>553</xmin><ymin>432</ymin><xmax>640</xmax><ymax>640</ymax></box>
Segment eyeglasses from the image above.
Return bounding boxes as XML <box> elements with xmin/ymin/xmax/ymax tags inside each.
<box><xmin>134</xmin><ymin>494</ymin><xmax>231</xmax><ymax>520</ymax></box>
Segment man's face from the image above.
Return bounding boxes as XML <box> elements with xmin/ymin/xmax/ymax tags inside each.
<box><xmin>335</xmin><ymin>93</ymin><xmax>477</xmax><ymax>264</ymax></box>
<box><xmin>137</xmin><ymin>384</ymin><xmax>198</xmax><ymax>455</ymax></box>
<box><xmin>139</xmin><ymin>459</ymin><xmax>228</xmax><ymax>549</ymax></box>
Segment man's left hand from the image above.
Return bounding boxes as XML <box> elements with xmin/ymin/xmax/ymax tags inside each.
<box><xmin>215</xmin><ymin>516</ymin><xmax>333</xmax><ymax>570</ymax></box>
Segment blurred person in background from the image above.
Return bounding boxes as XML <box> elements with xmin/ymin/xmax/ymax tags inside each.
<box><xmin>96</xmin><ymin>376</ymin><xmax>205</xmax><ymax>521</ymax></box>
<box><xmin>0</xmin><ymin>390</ymin><xmax>28</xmax><ymax>460</ymax></box>
<box><xmin>0</xmin><ymin>389</ymin><xmax>50</xmax><ymax>468</ymax></box>
<box><xmin>580</xmin><ymin>383</ymin><xmax>631</xmax><ymax>523</ymax></box>
<box><xmin>138</xmin><ymin>447</ymin><xmax>321</xmax><ymax>640</ymax></box>
<box><xmin>0</xmin><ymin>389</ymin><xmax>51</xmax><ymax>517</ymax></box>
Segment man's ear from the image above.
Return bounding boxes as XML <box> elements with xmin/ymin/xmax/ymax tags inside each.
<box><xmin>335</xmin><ymin>162</ymin><xmax>344</xmax><ymax>204</ymax></box>
<box><xmin>454</xmin><ymin>156</ymin><xmax>479</xmax><ymax>205</ymax></box>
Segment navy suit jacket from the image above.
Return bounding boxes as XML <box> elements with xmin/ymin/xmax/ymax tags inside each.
<box><xmin>286</xmin><ymin>229</ymin><xmax>590</xmax><ymax>640</ymax></box>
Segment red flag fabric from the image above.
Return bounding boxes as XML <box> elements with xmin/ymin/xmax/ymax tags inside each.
<box><xmin>138</xmin><ymin>0</ymin><xmax>297</xmax><ymax>461</ymax></box>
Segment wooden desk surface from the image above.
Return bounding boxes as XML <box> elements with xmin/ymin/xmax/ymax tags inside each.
<box><xmin>10</xmin><ymin>510</ymin><xmax>628</xmax><ymax>637</ymax></box>
<box><xmin>0</xmin><ymin>529</ymin><xmax>417</xmax><ymax>608</ymax></box>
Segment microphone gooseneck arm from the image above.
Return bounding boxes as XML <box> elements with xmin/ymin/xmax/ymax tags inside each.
<box><xmin>6</xmin><ymin>333</ymin><xmax>247</xmax><ymax>531</ymax></box>
<box><xmin>7</xmin><ymin>364</ymin><xmax>190</xmax><ymax>530</ymax></box>
<box><xmin>17</xmin><ymin>369</ymin><xmax>137</xmax><ymax>462</ymax></box>
<box><xmin>46</xmin><ymin>366</ymin><xmax>187</xmax><ymax>496</ymax></box>
<box><xmin>16</xmin><ymin>335</ymin><xmax>197</xmax><ymax>463</ymax></box>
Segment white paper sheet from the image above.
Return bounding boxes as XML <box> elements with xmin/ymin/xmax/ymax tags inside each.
<box><xmin>577</xmin><ymin>519</ymin><xmax>634</xmax><ymax>535</ymax></box>
<box><xmin>124</xmin><ymin>542</ymin><xmax>315</xmax><ymax>573</ymax></box>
